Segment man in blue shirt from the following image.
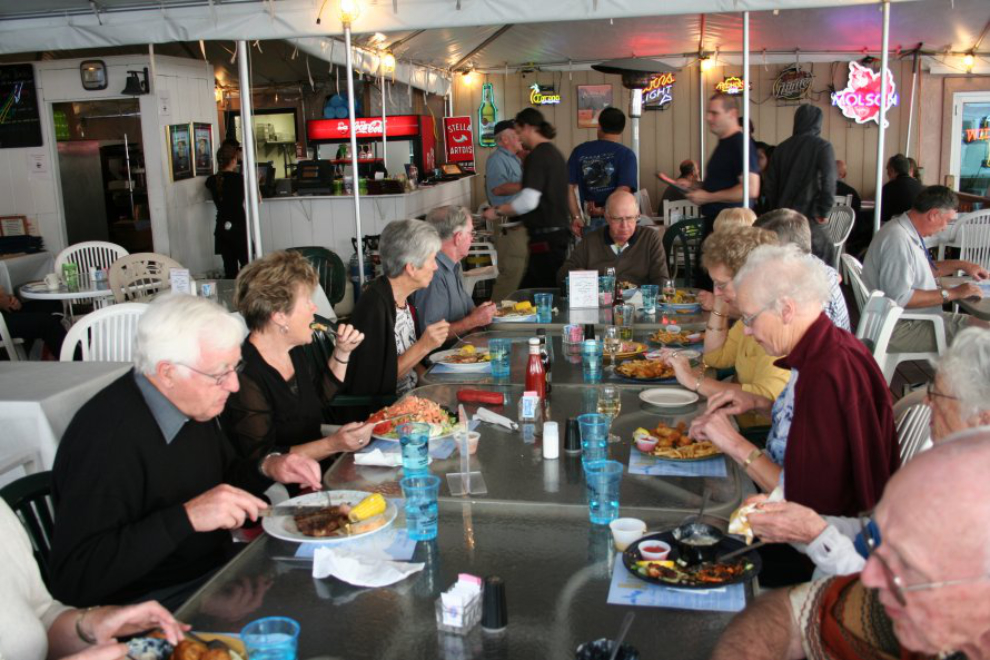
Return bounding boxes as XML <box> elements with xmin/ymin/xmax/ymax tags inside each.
<box><xmin>567</xmin><ymin>107</ymin><xmax>638</xmax><ymax>231</ymax></box>
<box><xmin>484</xmin><ymin>120</ymin><xmax>529</xmax><ymax>300</ymax></box>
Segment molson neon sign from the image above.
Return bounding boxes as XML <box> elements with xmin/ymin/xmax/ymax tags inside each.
<box><xmin>643</xmin><ymin>72</ymin><xmax>675</xmax><ymax>110</ymax></box>
<box><xmin>830</xmin><ymin>61</ymin><xmax>899</xmax><ymax>126</ymax></box>
<box><xmin>530</xmin><ymin>83</ymin><xmax>561</xmax><ymax>105</ymax></box>
<box><xmin>715</xmin><ymin>76</ymin><xmax>747</xmax><ymax>95</ymax></box>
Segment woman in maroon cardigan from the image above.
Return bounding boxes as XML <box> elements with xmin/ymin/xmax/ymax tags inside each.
<box><xmin>691</xmin><ymin>244</ymin><xmax>899</xmax><ymax>583</ymax></box>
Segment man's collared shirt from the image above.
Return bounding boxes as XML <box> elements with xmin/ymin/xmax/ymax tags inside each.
<box><xmin>410</xmin><ymin>251</ymin><xmax>476</xmax><ymax>335</ymax></box>
<box><xmin>485</xmin><ymin>147</ymin><xmax>523</xmax><ymax>208</ymax></box>
<box><xmin>133</xmin><ymin>370</ymin><xmax>189</xmax><ymax>444</ymax></box>
<box><xmin>604</xmin><ymin>226</ymin><xmax>639</xmax><ymax>256</ymax></box>
<box><xmin>862</xmin><ymin>212</ymin><xmax>940</xmax><ymax>315</ymax></box>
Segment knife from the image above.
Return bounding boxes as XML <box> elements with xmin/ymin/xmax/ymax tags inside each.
<box><xmin>258</xmin><ymin>505</ymin><xmax>333</xmax><ymax>518</ymax></box>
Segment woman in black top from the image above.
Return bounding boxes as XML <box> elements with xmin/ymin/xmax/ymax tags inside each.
<box><xmin>205</xmin><ymin>143</ymin><xmax>249</xmax><ymax>278</ymax></box>
<box><xmin>223</xmin><ymin>251</ymin><xmax>374</xmax><ymax>467</ymax></box>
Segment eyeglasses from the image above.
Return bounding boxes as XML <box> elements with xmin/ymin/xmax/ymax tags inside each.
<box><xmin>859</xmin><ymin>512</ymin><xmax>988</xmax><ymax>607</ymax></box>
<box><xmin>712</xmin><ymin>278</ymin><xmax>732</xmax><ymax>292</ymax></box>
<box><xmin>175</xmin><ymin>359</ymin><xmax>245</xmax><ymax>386</ymax></box>
<box><xmin>740</xmin><ymin>302</ymin><xmax>775</xmax><ymax>328</ymax></box>
<box><xmin>926</xmin><ymin>381</ymin><xmax>959</xmax><ymax>402</ymax></box>
<box><xmin>606</xmin><ymin>215</ymin><xmax>639</xmax><ymax>224</ymax></box>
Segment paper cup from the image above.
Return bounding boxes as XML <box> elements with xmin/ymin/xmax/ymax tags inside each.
<box><xmin>609</xmin><ymin>517</ymin><xmax>647</xmax><ymax>551</ymax></box>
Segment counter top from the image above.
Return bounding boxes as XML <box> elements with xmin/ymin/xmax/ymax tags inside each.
<box><xmin>264</xmin><ymin>175</ymin><xmax>476</xmax><ymax>200</ymax></box>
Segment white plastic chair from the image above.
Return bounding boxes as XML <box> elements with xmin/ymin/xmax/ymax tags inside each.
<box><xmin>462</xmin><ymin>241</ymin><xmax>499</xmax><ymax>296</ymax></box>
<box><xmin>108</xmin><ymin>253</ymin><xmax>184</xmax><ymax>303</ymax></box>
<box><xmin>662</xmin><ymin>199</ymin><xmax>700</xmax><ymax>227</ymax></box>
<box><xmin>855</xmin><ymin>291</ymin><xmax>946</xmax><ymax>384</ymax></box>
<box><xmin>957</xmin><ymin>210</ymin><xmax>990</xmax><ymax>271</ymax></box>
<box><xmin>0</xmin><ymin>313</ymin><xmax>27</xmax><ymax>361</ymax></box>
<box><xmin>892</xmin><ymin>389</ymin><xmax>933</xmax><ymax>464</ymax></box>
<box><xmin>634</xmin><ymin>189</ymin><xmax>662</xmax><ymax>226</ymax></box>
<box><xmin>54</xmin><ymin>241</ymin><xmax>129</xmax><ymax>315</ymax></box>
<box><xmin>60</xmin><ymin>302</ymin><xmax>148</xmax><ymax>362</ymax></box>
<box><xmin>833</xmin><ymin>194</ymin><xmax>853</xmax><ymax>207</ymax></box>
<box><xmin>823</xmin><ymin>206</ymin><xmax>856</xmax><ymax>269</ymax></box>
<box><xmin>840</xmin><ymin>254</ymin><xmax>871</xmax><ymax>315</ymax></box>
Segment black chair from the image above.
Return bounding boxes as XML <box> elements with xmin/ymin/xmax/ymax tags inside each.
<box><xmin>662</xmin><ymin>218</ymin><xmax>706</xmax><ymax>287</ymax></box>
<box><xmin>1</xmin><ymin>471</ymin><xmax>55</xmax><ymax>586</ymax></box>
<box><xmin>288</xmin><ymin>246</ymin><xmax>347</xmax><ymax>307</ymax></box>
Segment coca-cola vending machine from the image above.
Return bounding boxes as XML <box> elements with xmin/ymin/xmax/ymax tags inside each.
<box><xmin>307</xmin><ymin>115</ymin><xmax>437</xmax><ymax>181</ymax></box>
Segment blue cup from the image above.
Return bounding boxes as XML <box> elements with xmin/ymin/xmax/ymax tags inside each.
<box><xmin>581</xmin><ymin>339</ymin><xmax>603</xmax><ymax>383</ymax></box>
<box><xmin>535</xmin><ymin>292</ymin><xmax>554</xmax><ymax>323</ymax></box>
<box><xmin>598</xmin><ymin>275</ymin><xmax>615</xmax><ymax>307</ymax></box>
<box><xmin>400</xmin><ymin>473</ymin><xmax>441</xmax><ymax>541</ymax></box>
<box><xmin>585</xmin><ymin>460</ymin><xmax>623</xmax><ymax>525</ymax></box>
<box><xmin>399</xmin><ymin>422</ymin><xmax>430</xmax><ymax>474</ymax></box>
<box><xmin>241</xmin><ymin>616</ymin><xmax>300</xmax><ymax>660</ymax></box>
<box><xmin>488</xmin><ymin>338</ymin><xmax>513</xmax><ymax>380</ymax></box>
<box><xmin>577</xmin><ymin>413</ymin><xmax>609</xmax><ymax>465</ymax></box>
<box><xmin>641</xmin><ymin>284</ymin><xmax>659</xmax><ymax>315</ymax></box>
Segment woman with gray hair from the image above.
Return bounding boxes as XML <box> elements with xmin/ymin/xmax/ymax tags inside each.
<box><xmin>343</xmin><ymin>219</ymin><xmax>450</xmax><ymax>406</ymax></box>
<box><xmin>690</xmin><ymin>245</ymin><xmax>899</xmax><ymax>585</ymax></box>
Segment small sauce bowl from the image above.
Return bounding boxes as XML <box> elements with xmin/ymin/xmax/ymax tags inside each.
<box><xmin>638</xmin><ymin>540</ymin><xmax>672</xmax><ymax>561</ymax></box>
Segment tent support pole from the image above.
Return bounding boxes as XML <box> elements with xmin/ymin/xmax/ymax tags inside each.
<box><xmin>873</xmin><ymin>0</ymin><xmax>891</xmax><ymax>235</ymax></box>
<box><xmin>237</xmin><ymin>40</ymin><xmax>263</xmax><ymax>260</ymax></box>
<box><xmin>631</xmin><ymin>89</ymin><xmax>642</xmax><ymax>191</ymax></box>
<box><xmin>742</xmin><ymin>11</ymin><xmax>750</xmax><ymax>205</ymax></box>
<box><xmin>699</xmin><ymin>57</ymin><xmax>706</xmax><ymax>180</ymax></box>
<box><xmin>905</xmin><ymin>46</ymin><xmax>920</xmax><ymax>157</ymax></box>
<box><xmin>344</xmin><ymin>22</ymin><xmax>366</xmax><ymax>287</ymax></box>
<box><xmin>381</xmin><ymin>72</ymin><xmax>388</xmax><ymax>172</ymax></box>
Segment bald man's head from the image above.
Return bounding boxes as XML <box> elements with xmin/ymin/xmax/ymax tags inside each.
<box><xmin>836</xmin><ymin>160</ymin><xmax>848</xmax><ymax>180</ymax></box>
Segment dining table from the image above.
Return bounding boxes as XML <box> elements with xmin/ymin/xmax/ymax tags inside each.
<box><xmin>939</xmin><ymin>275</ymin><xmax>990</xmax><ymax>321</ymax></box>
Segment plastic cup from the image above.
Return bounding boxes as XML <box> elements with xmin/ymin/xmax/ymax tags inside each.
<box><xmin>598</xmin><ymin>275</ymin><xmax>615</xmax><ymax>307</ymax></box>
<box><xmin>577</xmin><ymin>413</ymin><xmax>609</xmax><ymax>465</ymax></box>
<box><xmin>535</xmin><ymin>292</ymin><xmax>554</xmax><ymax>323</ymax></box>
<box><xmin>585</xmin><ymin>460</ymin><xmax>623</xmax><ymax>525</ymax></box>
<box><xmin>241</xmin><ymin>616</ymin><xmax>300</xmax><ymax>660</ymax></box>
<box><xmin>641</xmin><ymin>284</ymin><xmax>659</xmax><ymax>315</ymax></box>
<box><xmin>581</xmin><ymin>339</ymin><xmax>603</xmax><ymax>383</ymax></box>
<box><xmin>488</xmin><ymin>338</ymin><xmax>513</xmax><ymax>380</ymax></box>
<box><xmin>400</xmin><ymin>473</ymin><xmax>441</xmax><ymax>541</ymax></box>
<box><xmin>613</xmin><ymin>303</ymin><xmax>635</xmax><ymax>341</ymax></box>
<box><xmin>609</xmin><ymin>518</ymin><xmax>647</xmax><ymax>551</ymax></box>
<box><xmin>399</xmin><ymin>422</ymin><xmax>430</xmax><ymax>474</ymax></box>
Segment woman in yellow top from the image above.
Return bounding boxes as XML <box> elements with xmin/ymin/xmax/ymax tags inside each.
<box><xmin>660</xmin><ymin>226</ymin><xmax>790</xmax><ymax>409</ymax></box>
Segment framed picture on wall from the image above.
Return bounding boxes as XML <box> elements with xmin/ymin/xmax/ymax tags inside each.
<box><xmin>577</xmin><ymin>84</ymin><xmax>613</xmax><ymax>128</ymax></box>
<box><xmin>193</xmin><ymin>123</ymin><xmax>214</xmax><ymax>176</ymax></box>
<box><xmin>166</xmin><ymin>123</ymin><xmax>193</xmax><ymax>181</ymax></box>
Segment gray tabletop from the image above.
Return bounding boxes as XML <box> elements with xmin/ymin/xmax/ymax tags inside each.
<box><xmin>490</xmin><ymin>306</ymin><xmax>706</xmax><ymax>332</ymax></box>
<box><xmin>941</xmin><ymin>275</ymin><xmax>990</xmax><ymax>320</ymax></box>
<box><xmin>175</xmin><ymin>501</ymin><xmax>745</xmax><ymax>660</ymax></box>
<box><xmin>421</xmin><ymin>332</ymin><xmax>704</xmax><ymax>388</ymax></box>
<box><xmin>326</xmin><ymin>383</ymin><xmax>745</xmax><ymax>519</ymax></box>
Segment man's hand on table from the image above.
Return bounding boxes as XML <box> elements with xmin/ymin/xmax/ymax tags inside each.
<box><xmin>950</xmin><ymin>282</ymin><xmax>984</xmax><ymax>301</ymax></box>
<box><xmin>467</xmin><ymin>301</ymin><xmax>497</xmax><ymax>328</ymax></box>
<box><xmin>963</xmin><ymin>262</ymin><xmax>989</xmax><ymax>281</ymax></box>
<box><xmin>263</xmin><ymin>453</ymin><xmax>322</xmax><ymax>491</ymax></box>
<box><xmin>184</xmin><ymin>484</ymin><xmax>268</xmax><ymax>531</ymax></box>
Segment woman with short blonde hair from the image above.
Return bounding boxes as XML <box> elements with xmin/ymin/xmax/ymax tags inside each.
<box><xmin>712</xmin><ymin>207</ymin><xmax>757</xmax><ymax>233</ymax></box>
<box><xmin>223</xmin><ymin>250</ymin><xmax>374</xmax><ymax>467</ymax></box>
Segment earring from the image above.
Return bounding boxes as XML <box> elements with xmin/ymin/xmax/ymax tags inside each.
<box><xmin>279</xmin><ymin>324</ymin><xmax>289</xmax><ymax>335</ymax></box>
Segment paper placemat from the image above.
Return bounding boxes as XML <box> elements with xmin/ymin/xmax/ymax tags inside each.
<box><xmin>627</xmin><ymin>448</ymin><xmax>727</xmax><ymax>478</ymax></box>
<box><xmin>607</xmin><ymin>553</ymin><xmax>746</xmax><ymax>612</ymax></box>
<box><xmin>360</xmin><ymin>436</ymin><xmax>459</xmax><ymax>461</ymax></box>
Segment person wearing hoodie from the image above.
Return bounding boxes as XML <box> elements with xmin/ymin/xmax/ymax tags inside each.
<box><xmin>762</xmin><ymin>105</ymin><xmax>838</xmax><ymax>264</ymax></box>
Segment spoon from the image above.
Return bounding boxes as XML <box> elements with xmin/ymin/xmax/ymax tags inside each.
<box><xmin>608</xmin><ymin>611</ymin><xmax>636</xmax><ymax>660</ymax></box>
<box><xmin>696</xmin><ymin>490</ymin><xmax>710</xmax><ymax>524</ymax></box>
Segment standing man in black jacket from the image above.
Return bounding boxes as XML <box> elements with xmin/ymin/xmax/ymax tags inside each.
<box><xmin>50</xmin><ymin>295</ymin><xmax>322</xmax><ymax>609</ymax></box>
<box><xmin>762</xmin><ymin>105</ymin><xmax>838</xmax><ymax>263</ymax></box>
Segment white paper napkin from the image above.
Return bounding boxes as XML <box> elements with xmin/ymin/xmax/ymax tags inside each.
<box><xmin>475</xmin><ymin>407</ymin><xmax>519</xmax><ymax>431</ymax></box>
<box><xmin>313</xmin><ymin>546</ymin><xmax>424</xmax><ymax>587</ymax></box>
<box><xmin>354</xmin><ymin>449</ymin><xmax>403</xmax><ymax>467</ymax></box>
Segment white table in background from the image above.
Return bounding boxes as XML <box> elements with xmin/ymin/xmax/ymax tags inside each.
<box><xmin>0</xmin><ymin>252</ymin><xmax>54</xmax><ymax>294</ymax></box>
<box><xmin>0</xmin><ymin>361</ymin><xmax>130</xmax><ymax>487</ymax></box>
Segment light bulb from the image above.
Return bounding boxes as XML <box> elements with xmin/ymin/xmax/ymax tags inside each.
<box><xmin>338</xmin><ymin>0</ymin><xmax>361</xmax><ymax>24</ymax></box>
<box><xmin>462</xmin><ymin>70</ymin><xmax>475</xmax><ymax>85</ymax></box>
<box><xmin>700</xmin><ymin>58</ymin><xmax>715</xmax><ymax>72</ymax></box>
<box><xmin>963</xmin><ymin>53</ymin><xmax>975</xmax><ymax>70</ymax></box>
<box><xmin>382</xmin><ymin>53</ymin><xmax>396</xmax><ymax>74</ymax></box>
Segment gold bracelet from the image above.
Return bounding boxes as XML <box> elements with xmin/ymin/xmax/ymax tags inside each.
<box><xmin>711</xmin><ymin>309</ymin><xmax>726</xmax><ymax>317</ymax></box>
<box><xmin>75</xmin><ymin>607</ymin><xmax>98</xmax><ymax>645</ymax></box>
<box><xmin>742</xmin><ymin>448</ymin><xmax>764</xmax><ymax>469</ymax></box>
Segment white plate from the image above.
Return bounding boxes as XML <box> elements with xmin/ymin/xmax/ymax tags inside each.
<box><xmin>638</xmin><ymin>388</ymin><xmax>700</xmax><ymax>408</ymax></box>
<box><xmin>431</xmin><ymin>348</ymin><xmax>493</xmax><ymax>372</ymax></box>
<box><xmin>372</xmin><ymin>422</ymin><xmax>454</xmax><ymax>443</ymax></box>
<box><xmin>492</xmin><ymin>312</ymin><xmax>537</xmax><ymax>323</ymax></box>
<box><xmin>262</xmin><ymin>490</ymin><xmax>398</xmax><ymax>544</ymax></box>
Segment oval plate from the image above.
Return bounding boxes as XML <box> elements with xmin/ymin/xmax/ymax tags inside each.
<box><xmin>638</xmin><ymin>388</ymin><xmax>700</xmax><ymax>408</ymax></box>
<box><xmin>262</xmin><ymin>490</ymin><xmax>398</xmax><ymax>544</ymax></box>
<box><xmin>431</xmin><ymin>348</ymin><xmax>492</xmax><ymax>372</ymax></box>
<box><xmin>492</xmin><ymin>312</ymin><xmax>537</xmax><ymax>323</ymax></box>
<box><xmin>613</xmin><ymin>341</ymin><xmax>648</xmax><ymax>359</ymax></box>
<box><xmin>660</xmin><ymin>302</ymin><xmax>702</xmax><ymax>314</ymax></box>
<box><xmin>622</xmin><ymin>530</ymin><xmax>762</xmax><ymax>589</ymax></box>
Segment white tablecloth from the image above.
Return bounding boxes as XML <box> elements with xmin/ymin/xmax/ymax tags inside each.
<box><xmin>0</xmin><ymin>361</ymin><xmax>130</xmax><ymax>487</ymax></box>
<box><xmin>0</xmin><ymin>252</ymin><xmax>54</xmax><ymax>294</ymax></box>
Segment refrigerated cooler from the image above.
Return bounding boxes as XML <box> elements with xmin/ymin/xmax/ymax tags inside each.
<box><xmin>307</xmin><ymin>115</ymin><xmax>438</xmax><ymax>182</ymax></box>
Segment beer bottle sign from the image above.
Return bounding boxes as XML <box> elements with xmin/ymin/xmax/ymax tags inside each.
<box><xmin>478</xmin><ymin>82</ymin><xmax>498</xmax><ymax>148</ymax></box>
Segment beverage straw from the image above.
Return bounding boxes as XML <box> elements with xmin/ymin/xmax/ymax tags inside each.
<box><xmin>458</xmin><ymin>404</ymin><xmax>471</xmax><ymax>492</ymax></box>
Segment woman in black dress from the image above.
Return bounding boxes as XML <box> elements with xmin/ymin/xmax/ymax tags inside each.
<box><xmin>205</xmin><ymin>143</ymin><xmax>249</xmax><ymax>278</ymax></box>
<box><xmin>222</xmin><ymin>251</ymin><xmax>374</xmax><ymax>468</ymax></box>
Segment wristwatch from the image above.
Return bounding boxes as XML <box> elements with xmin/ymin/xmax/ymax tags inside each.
<box><xmin>940</xmin><ymin>288</ymin><xmax>950</xmax><ymax>303</ymax></box>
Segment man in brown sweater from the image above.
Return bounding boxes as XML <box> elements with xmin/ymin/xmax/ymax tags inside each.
<box><xmin>557</xmin><ymin>190</ymin><xmax>669</xmax><ymax>287</ymax></box>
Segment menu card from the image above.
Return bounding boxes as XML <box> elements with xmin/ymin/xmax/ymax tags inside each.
<box><xmin>169</xmin><ymin>268</ymin><xmax>191</xmax><ymax>295</ymax></box>
<box><xmin>568</xmin><ymin>270</ymin><xmax>598</xmax><ymax>309</ymax></box>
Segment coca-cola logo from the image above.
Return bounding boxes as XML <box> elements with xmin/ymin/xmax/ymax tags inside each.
<box><xmin>830</xmin><ymin>61</ymin><xmax>898</xmax><ymax>126</ymax></box>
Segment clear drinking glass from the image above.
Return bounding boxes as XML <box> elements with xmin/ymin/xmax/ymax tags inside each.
<box><xmin>585</xmin><ymin>460</ymin><xmax>623</xmax><ymax>525</ymax></box>
<box><xmin>399</xmin><ymin>423</ymin><xmax>430</xmax><ymax>474</ymax></box>
<box><xmin>241</xmin><ymin>616</ymin><xmax>300</xmax><ymax>660</ymax></box>
<box><xmin>596</xmin><ymin>385</ymin><xmax>622</xmax><ymax>443</ymax></box>
<box><xmin>602</xmin><ymin>325</ymin><xmax>621</xmax><ymax>366</ymax></box>
<box><xmin>581</xmin><ymin>339</ymin><xmax>603</xmax><ymax>383</ymax></box>
<box><xmin>488</xmin><ymin>338</ymin><xmax>513</xmax><ymax>380</ymax></box>
<box><xmin>577</xmin><ymin>413</ymin><xmax>610</xmax><ymax>465</ymax></box>
<box><xmin>400</xmin><ymin>474</ymin><xmax>441</xmax><ymax>541</ymax></box>
<box><xmin>640</xmin><ymin>284</ymin><xmax>659</xmax><ymax>315</ymax></box>
<box><xmin>534</xmin><ymin>292</ymin><xmax>554</xmax><ymax>323</ymax></box>
<box><xmin>598</xmin><ymin>275</ymin><xmax>615</xmax><ymax>307</ymax></box>
<box><xmin>613</xmin><ymin>304</ymin><xmax>635</xmax><ymax>341</ymax></box>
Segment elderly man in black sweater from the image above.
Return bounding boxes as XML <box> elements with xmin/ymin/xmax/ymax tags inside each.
<box><xmin>50</xmin><ymin>295</ymin><xmax>322</xmax><ymax>610</ymax></box>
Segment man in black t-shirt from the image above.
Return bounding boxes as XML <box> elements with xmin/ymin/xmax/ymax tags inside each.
<box><xmin>483</xmin><ymin>108</ymin><xmax>572</xmax><ymax>288</ymax></box>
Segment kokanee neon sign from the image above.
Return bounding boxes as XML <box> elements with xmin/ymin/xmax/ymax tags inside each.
<box><xmin>830</xmin><ymin>61</ymin><xmax>899</xmax><ymax>126</ymax></box>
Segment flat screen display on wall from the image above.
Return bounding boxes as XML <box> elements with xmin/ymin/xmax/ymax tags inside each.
<box><xmin>0</xmin><ymin>64</ymin><xmax>43</xmax><ymax>149</ymax></box>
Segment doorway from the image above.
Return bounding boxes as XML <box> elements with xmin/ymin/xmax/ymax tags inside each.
<box><xmin>52</xmin><ymin>99</ymin><xmax>152</xmax><ymax>253</ymax></box>
<box><xmin>949</xmin><ymin>91</ymin><xmax>990</xmax><ymax>197</ymax></box>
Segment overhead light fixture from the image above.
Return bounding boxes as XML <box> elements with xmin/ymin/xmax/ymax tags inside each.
<box><xmin>963</xmin><ymin>52</ymin><xmax>975</xmax><ymax>72</ymax></box>
<box><xmin>382</xmin><ymin>52</ymin><xmax>396</xmax><ymax>74</ymax></box>
<box><xmin>371</xmin><ymin>32</ymin><xmax>387</xmax><ymax>44</ymax></box>
<box><xmin>338</xmin><ymin>0</ymin><xmax>361</xmax><ymax>24</ymax></box>
<box><xmin>121</xmin><ymin>67</ymin><xmax>149</xmax><ymax>95</ymax></box>
<box><xmin>700</xmin><ymin>57</ymin><xmax>715</xmax><ymax>72</ymax></box>
<box><xmin>461</xmin><ymin>69</ymin><xmax>476</xmax><ymax>85</ymax></box>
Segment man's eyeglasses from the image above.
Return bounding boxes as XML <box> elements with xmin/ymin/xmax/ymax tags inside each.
<box><xmin>740</xmin><ymin>302</ymin><xmax>775</xmax><ymax>328</ymax></box>
<box><xmin>926</xmin><ymin>381</ymin><xmax>959</xmax><ymax>402</ymax></box>
<box><xmin>606</xmin><ymin>215</ymin><xmax>639</xmax><ymax>224</ymax></box>
<box><xmin>176</xmin><ymin>359</ymin><xmax>245</xmax><ymax>386</ymax></box>
<box><xmin>859</xmin><ymin>512</ymin><xmax>987</xmax><ymax>607</ymax></box>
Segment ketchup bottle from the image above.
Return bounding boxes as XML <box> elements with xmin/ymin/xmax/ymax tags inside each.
<box><xmin>524</xmin><ymin>337</ymin><xmax>546</xmax><ymax>402</ymax></box>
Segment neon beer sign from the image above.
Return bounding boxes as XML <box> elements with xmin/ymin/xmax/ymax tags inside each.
<box><xmin>643</xmin><ymin>72</ymin><xmax>675</xmax><ymax>110</ymax></box>
<box><xmin>830</xmin><ymin>61</ymin><xmax>899</xmax><ymax>126</ymax></box>
<box><xmin>530</xmin><ymin>84</ymin><xmax>561</xmax><ymax>105</ymax></box>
